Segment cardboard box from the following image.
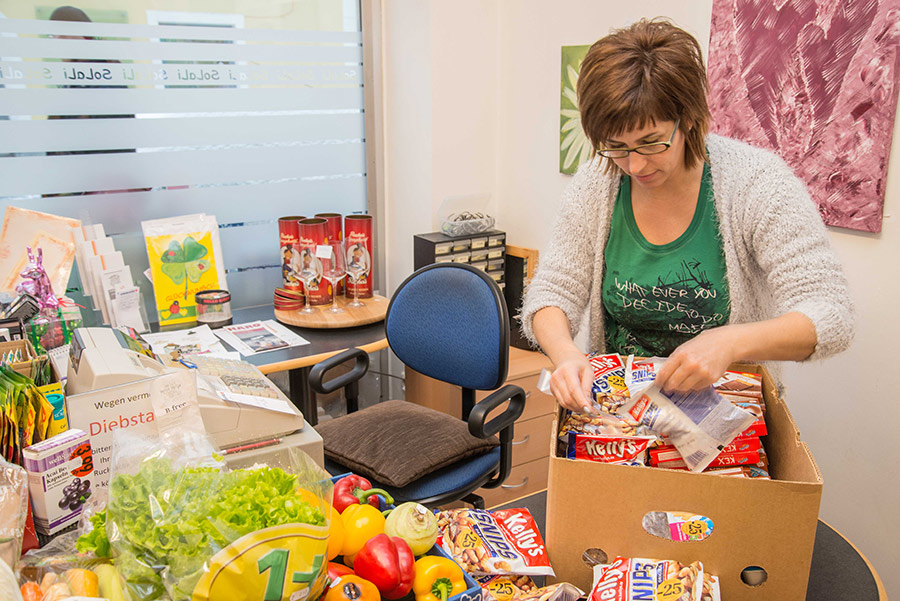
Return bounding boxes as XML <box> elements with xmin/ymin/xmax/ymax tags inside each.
<box><xmin>23</xmin><ymin>429</ymin><xmax>94</xmax><ymax>535</ymax></box>
<box><xmin>545</xmin><ymin>365</ymin><xmax>822</xmax><ymax>601</ymax></box>
<box><xmin>0</xmin><ymin>338</ymin><xmax>43</xmax><ymax>378</ymax></box>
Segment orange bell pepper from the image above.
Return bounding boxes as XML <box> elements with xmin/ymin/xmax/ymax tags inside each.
<box><xmin>323</xmin><ymin>574</ymin><xmax>381</xmax><ymax>601</ymax></box>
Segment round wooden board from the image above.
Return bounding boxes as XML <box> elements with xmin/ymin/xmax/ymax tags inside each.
<box><xmin>274</xmin><ymin>294</ymin><xmax>388</xmax><ymax>328</ymax></box>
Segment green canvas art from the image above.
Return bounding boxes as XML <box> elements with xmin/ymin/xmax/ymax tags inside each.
<box><xmin>560</xmin><ymin>45</ymin><xmax>591</xmax><ymax>175</ymax></box>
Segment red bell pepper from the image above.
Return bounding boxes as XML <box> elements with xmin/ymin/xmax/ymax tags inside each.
<box><xmin>328</xmin><ymin>561</ymin><xmax>355</xmax><ymax>581</ymax></box>
<box><xmin>334</xmin><ymin>475</ymin><xmax>394</xmax><ymax>514</ymax></box>
<box><xmin>353</xmin><ymin>534</ymin><xmax>415</xmax><ymax>600</ymax></box>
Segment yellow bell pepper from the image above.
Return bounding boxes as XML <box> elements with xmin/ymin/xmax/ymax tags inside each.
<box><xmin>340</xmin><ymin>503</ymin><xmax>385</xmax><ymax>558</ymax></box>
<box><xmin>412</xmin><ymin>556</ymin><xmax>467</xmax><ymax>601</ymax></box>
<box><xmin>65</xmin><ymin>568</ymin><xmax>99</xmax><ymax>597</ymax></box>
<box><xmin>328</xmin><ymin>506</ymin><xmax>346</xmax><ymax>560</ymax></box>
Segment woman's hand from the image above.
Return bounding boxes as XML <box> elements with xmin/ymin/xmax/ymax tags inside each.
<box><xmin>548</xmin><ymin>351</ymin><xmax>595</xmax><ymax>413</ymax></box>
<box><xmin>654</xmin><ymin>326</ymin><xmax>739</xmax><ymax>393</ymax></box>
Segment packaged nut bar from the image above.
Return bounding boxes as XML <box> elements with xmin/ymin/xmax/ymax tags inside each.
<box><xmin>559</xmin><ymin>411</ymin><xmax>643</xmax><ymax>438</ymax></box>
<box><xmin>587</xmin><ymin>352</ymin><xmax>629</xmax><ymax>412</ymax></box>
<box><xmin>436</xmin><ymin>508</ymin><xmax>554</xmax><ymax>576</ymax></box>
<box><xmin>590</xmin><ymin>557</ymin><xmax>706</xmax><ymax>601</ymax></box>
<box><xmin>564</xmin><ymin>433</ymin><xmax>656</xmax><ymax>465</ymax></box>
<box><xmin>713</xmin><ymin>370</ymin><xmax>763</xmax><ymax>399</ymax></box>
<box><xmin>477</xmin><ymin>575</ymin><xmax>538</xmax><ymax>601</ymax></box>
<box><xmin>649</xmin><ymin>435</ymin><xmax>761</xmax><ymax>463</ymax></box>
<box><xmin>518</xmin><ymin>583</ymin><xmax>584</xmax><ymax>601</ymax></box>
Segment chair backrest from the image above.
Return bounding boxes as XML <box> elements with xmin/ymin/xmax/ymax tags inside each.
<box><xmin>386</xmin><ymin>263</ymin><xmax>509</xmax><ymax>391</ymax></box>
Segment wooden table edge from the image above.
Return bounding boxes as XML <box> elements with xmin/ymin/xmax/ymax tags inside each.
<box><xmin>255</xmin><ymin>337</ymin><xmax>390</xmax><ymax>374</ymax></box>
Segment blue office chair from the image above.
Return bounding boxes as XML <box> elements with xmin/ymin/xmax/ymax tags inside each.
<box><xmin>310</xmin><ymin>263</ymin><xmax>526</xmax><ymax>508</ymax></box>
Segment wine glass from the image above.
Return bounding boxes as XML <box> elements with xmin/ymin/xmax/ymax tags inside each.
<box><xmin>345</xmin><ymin>239</ymin><xmax>371</xmax><ymax>308</ymax></box>
<box><xmin>322</xmin><ymin>241</ymin><xmax>346</xmax><ymax>313</ymax></box>
<box><xmin>298</xmin><ymin>248</ymin><xmax>321</xmax><ymax>314</ymax></box>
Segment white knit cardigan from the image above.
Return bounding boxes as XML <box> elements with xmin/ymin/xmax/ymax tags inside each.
<box><xmin>520</xmin><ymin>134</ymin><xmax>854</xmax><ymax>362</ymax></box>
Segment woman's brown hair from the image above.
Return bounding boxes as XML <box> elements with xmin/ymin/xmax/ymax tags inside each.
<box><xmin>577</xmin><ymin>18</ymin><xmax>710</xmax><ymax>171</ymax></box>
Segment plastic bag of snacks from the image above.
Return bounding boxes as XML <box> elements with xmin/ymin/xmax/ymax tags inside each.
<box><xmin>436</xmin><ymin>508</ymin><xmax>553</xmax><ymax>577</ymax></box>
<box><xmin>615</xmin><ymin>383</ymin><xmax>755</xmax><ymax>473</ymax></box>
<box><xmin>75</xmin><ymin>370</ymin><xmax>332</xmax><ymax>601</ymax></box>
<box><xmin>590</xmin><ymin>557</ymin><xmax>720</xmax><ymax>601</ymax></box>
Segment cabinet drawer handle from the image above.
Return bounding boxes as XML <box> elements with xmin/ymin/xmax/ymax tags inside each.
<box><xmin>501</xmin><ymin>476</ymin><xmax>529</xmax><ymax>489</ymax></box>
<box><xmin>512</xmin><ymin>435</ymin><xmax>530</xmax><ymax>446</ymax></box>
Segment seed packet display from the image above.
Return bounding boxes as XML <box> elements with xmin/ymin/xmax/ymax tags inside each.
<box><xmin>436</xmin><ymin>508</ymin><xmax>554</xmax><ymax>576</ymax></box>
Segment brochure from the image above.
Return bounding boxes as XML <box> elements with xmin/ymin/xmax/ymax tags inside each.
<box><xmin>140</xmin><ymin>325</ymin><xmax>228</xmax><ymax>361</ymax></box>
<box><xmin>213</xmin><ymin>320</ymin><xmax>309</xmax><ymax>356</ymax></box>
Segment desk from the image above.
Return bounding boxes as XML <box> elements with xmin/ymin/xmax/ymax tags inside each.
<box><xmin>228</xmin><ymin>305</ymin><xmax>388</xmax><ymax>425</ymax></box>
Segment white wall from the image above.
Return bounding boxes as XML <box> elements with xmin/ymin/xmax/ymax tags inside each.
<box><xmin>383</xmin><ymin>0</ymin><xmax>898</xmax><ymax>595</ymax></box>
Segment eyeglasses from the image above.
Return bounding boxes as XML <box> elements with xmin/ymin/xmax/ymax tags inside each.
<box><xmin>596</xmin><ymin>118</ymin><xmax>680</xmax><ymax>159</ymax></box>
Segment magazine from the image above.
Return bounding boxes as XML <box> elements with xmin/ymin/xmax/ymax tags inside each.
<box><xmin>214</xmin><ymin>320</ymin><xmax>309</xmax><ymax>356</ymax></box>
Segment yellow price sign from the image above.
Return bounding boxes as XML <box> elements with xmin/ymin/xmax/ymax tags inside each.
<box><xmin>192</xmin><ymin>523</ymin><xmax>329</xmax><ymax>601</ymax></box>
<box><xmin>680</xmin><ymin>518</ymin><xmax>710</xmax><ymax>539</ymax></box>
<box><xmin>655</xmin><ymin>577</ymin><xmax>684</xmax><ymax>601</ymax></box>
<box><xmin>486</xmin><ymin>580</ymin><xmax>516</xmax><ymax>601</ymax></box>
<box><xmin>456</xmin><ymin>528</ymin><xmax>481</xmax><ymax>550</ymax></box>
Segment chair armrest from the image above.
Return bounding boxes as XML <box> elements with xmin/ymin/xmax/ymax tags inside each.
<box><xmin>309</xmin><ymin>348</ymin><xmax>369</xmax><ymax>413</ymax></box>
<box><xmin>467</xmin><ymin>384</ymin><xmax>526</xmax><ymax>439</ymax></box>
<box><xmin>467</xmin><ymin>384</ymin><xmax>526</xmax><ymax>489</ymax></box>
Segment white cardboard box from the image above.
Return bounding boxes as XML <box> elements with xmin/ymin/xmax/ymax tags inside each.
<box><xmin>23</xmin><ymin>429</ymin><xmax>94</xmax><ymax>535</ymax></box>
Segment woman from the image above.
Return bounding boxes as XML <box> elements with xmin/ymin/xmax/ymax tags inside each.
<box><xmin>520</xmin><ymin>18</ymin><xmax>853</xmax><ymax>414</ymax></box>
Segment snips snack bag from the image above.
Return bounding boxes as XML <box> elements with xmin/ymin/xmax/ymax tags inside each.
<box><xmin>590</xmin><ymin>557</ymin><xmax>708</xmax><ymax>601</ymax></box>
<box><xmin>437</xmin><ymin>508</ymin><xmax>553</xmax><ymax>576</ymax></box>
<box><xmin>587</xmin><ymin>352</ymin><xmax>629</xmax><ymax>412</ymax></box>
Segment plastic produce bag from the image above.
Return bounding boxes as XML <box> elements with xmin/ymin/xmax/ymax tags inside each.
<box><xmin>18</xmin><ymin>533</ymin><xmax>119</xmax><ymax>601</ymax></box>
<box><xmin>0</xmin><ymin>456</ymin><xmax>28</xmax><ymax>571</ymax></box>
<box><xmin>97</xmin><ymin>370</ymin><xmax>333</xmax><ymax>601</ymax></box>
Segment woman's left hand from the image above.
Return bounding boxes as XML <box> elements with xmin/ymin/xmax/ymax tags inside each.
<box><xmin>654</xmin><ymin>326</ymin><xmax>739</xmax><ymax>393</ymax></box>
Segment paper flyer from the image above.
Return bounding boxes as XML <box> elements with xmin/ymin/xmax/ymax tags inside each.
<box><xmin>213</xmin><ymin>320</ymin><xmax>309</xmax><ymax>356</ymax></box>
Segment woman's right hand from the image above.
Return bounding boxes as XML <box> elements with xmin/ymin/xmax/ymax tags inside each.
<box><xmin>548</xmin><ymin>352</ymin><xmax>595</xmax><ymax>413</ymax></box>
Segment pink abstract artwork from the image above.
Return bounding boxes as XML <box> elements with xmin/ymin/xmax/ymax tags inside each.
<box><xmin>708</xmin><ymin>0</ymin><xmax>900</xmax><ymax>232</ymax></box>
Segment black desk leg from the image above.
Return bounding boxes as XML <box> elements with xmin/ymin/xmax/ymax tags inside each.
<box><xmin>288</xmin><ymin>367</ymin><xmax>318</xmax><ymax>427</ymax></box>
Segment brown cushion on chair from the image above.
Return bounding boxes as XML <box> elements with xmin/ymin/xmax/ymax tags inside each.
<box><xmin>314</xmin><ymin>399</ymin><xmax>499</xmax><ymax>488</ymax></box>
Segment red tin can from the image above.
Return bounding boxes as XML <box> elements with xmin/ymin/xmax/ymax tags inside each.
<box><xmin>278</xmin><ymin>215</ymin><xmax>305</xmax><ymax>291</ymax></box>
<box><xmin>344</xmin><ymin>214</ymin><xmax>373</xmax><ymax>299</ymax></box>
<box><xmin>315</xmin><ymin>212</ymin><xmax>343</xmax><ymax>295</ymax></box>
<box><xmin>298</xmin><ymin>217</ymin><xmax>332</xmax><ymax>306</ymax></box>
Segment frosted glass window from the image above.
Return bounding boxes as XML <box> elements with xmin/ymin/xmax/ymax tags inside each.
<box><xmin>0</xmin><ymin>1</ymin><xmax>368</xmax><ymax>316</ymax></box>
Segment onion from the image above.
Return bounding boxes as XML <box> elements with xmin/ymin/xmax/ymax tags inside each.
<box><xmin>384</xmin><ymin>502</ymin><xmax>439</xmax><ymax>555</ymax></box>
